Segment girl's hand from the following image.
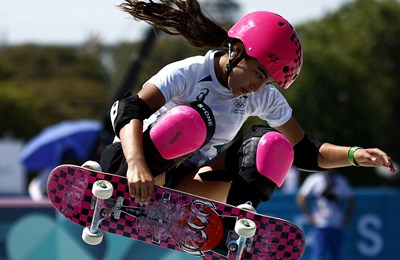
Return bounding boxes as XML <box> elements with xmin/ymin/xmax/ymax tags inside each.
<box><xmin>354</xmin><ymin>148</ymin><xmax>397</xmax><ymax>173</ymax></box>
<box><xmin>126</xmin><ymin>160</ymin><xmax>154</xmax><ymax>205</ymax></box>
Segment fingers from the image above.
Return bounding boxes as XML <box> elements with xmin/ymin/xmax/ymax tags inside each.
<box><xmin>126</xmin><ymin>165</ymin><xmax>155</xmax><ymax>205</ymax></box>
<box><xmin>147</xmin><ymin>182</ymin><xmax>154</xmax><ymax>201</ymax></box>
<box><xmin>384</xmin><ymin>157</ymin><xmax>397</xmax><ymax>173</ymax></box>
<box><xmin>373</xmin><ymin>151</ymin><xmax>397</xmax><ymax>173</ymax></box>
<box><xmin>129</xmin><ymin>181</ymin><xmax>154</xmax><ymax>205</ymax></box>
<box><xmin>363</xmin><ymin>149</ymin><xmax>398</xmax><ymax>173</ymax></box>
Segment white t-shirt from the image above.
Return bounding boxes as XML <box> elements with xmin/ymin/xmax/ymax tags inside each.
<box><xmin>143</xmin><ymin>50</ymin><xmax>292</xmax><ymax>166</ymax></box>
<box><xmin>298</xmin><ymin>172</ymin><xmax>353</xmax><ymax>228</ymax></box>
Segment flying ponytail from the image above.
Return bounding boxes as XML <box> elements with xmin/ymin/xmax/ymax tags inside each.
<box><xmin>119</xmin><ymin>0</ymin><xmax>228</xmax><ymax>48</ymax></box>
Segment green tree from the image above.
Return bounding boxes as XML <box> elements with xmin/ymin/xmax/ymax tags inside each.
<box><xmin>0</xmin><ymin>44</ymin><xmax>108</xmax><ymax>140</ymax></box>
<box><xmin>0</xmin><ymin>84</ymin><xmax>42</xmax><ymax>138</ymax></box>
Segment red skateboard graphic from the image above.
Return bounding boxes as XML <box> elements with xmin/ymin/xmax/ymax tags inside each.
<box><xmin>47</xmin><ymin>164</ymin><xmax>305</xmax><ymax>259</ymax></box>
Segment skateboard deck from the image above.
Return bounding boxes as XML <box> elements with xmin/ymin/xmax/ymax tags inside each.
<box><xmin>47</xmin><ymin>164</ymin><xmax>305</xmax><ymax>259</ymax></box>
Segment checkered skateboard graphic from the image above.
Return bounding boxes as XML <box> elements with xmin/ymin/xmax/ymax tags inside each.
<box><xmin>47</xmin><ymin>165</ymin><xmax>305</xmax><ymax>259</ymax></box>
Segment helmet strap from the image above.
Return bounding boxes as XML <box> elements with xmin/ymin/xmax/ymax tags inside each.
<box><xmin>225</xmin><ymin>42</ymin><xmax>246</xmax><ymax>77</ymax></box>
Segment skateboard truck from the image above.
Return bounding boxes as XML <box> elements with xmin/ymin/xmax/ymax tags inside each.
<box><xmin>82</xmin><ymin>180</ymin><xmax>114</xmax><ymax>245</ymax></box>
<box><xmin>227</xmin><ymin>218</ymin><xmax>256</xmax><ymax>259</ymax></box>
<box><xmin>227</xmin><ymin>203</ymin><xmax>257</xmax><ymax>259</ymax></box>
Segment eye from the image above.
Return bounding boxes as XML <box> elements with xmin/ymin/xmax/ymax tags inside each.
<box><xmin>256</xmin><ymin>72</ymin><xmax>264</xmax><ymax>79</ymax></box>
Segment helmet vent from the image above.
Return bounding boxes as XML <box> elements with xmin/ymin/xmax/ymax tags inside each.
<box><xmin>282</xmin><ymin>66</ymin><xmax>289</xmax><ymax>73</ymax></box>
<box><xmin>278</xmin><ymin>22</ymin><xmax>285</xmax><ymax>27</ymax></box>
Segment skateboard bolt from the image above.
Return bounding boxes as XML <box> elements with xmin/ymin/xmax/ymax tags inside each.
<box><xmin>100</xmin><ymin>209</ymin><xmax>110</xmax><ymax>218</ymax></box>
<box><xmin>228</xmin><ymin>242</ymin><xmax>238</xmax><ymax>251</ymax></box>
<box><xmin>97</xmin><ymin>181</ymin><xmax>107</xmax><ymax>188</ymax></box>
<box><xmin>242</xmin><ymin>219</ymin><xmax>251</xmax><ymax>227</ymax></box>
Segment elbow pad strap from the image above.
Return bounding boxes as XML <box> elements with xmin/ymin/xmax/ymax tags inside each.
<box><xmin>293</xmin><ymin>134</ymin><xmax>325</xmax><ymax>172</ymax></box>
<box><xmin>110</xmin><ymin>95</ymin><xmax>152</xmax><ymax>137</ymax></box>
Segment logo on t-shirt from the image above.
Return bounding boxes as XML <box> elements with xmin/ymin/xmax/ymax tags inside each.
<box><xmin>233</xmin><ymin>96</ymin><xmax>248</xmax><ymax>114</ymax></box>
<box><xmin>196</xmin><ymin>88</ymin><xmax>209</xmax><ymax>101</ymax></box>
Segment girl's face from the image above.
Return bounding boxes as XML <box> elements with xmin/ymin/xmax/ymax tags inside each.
<box><xmin>228</xmin><ymin>56</ymin><xmax>275</xmax><ymax>96</ymax></box>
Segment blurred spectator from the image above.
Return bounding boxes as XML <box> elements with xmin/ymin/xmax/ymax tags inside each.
<box><xmin>281</xmin><ymin>166</ymin><xmax>300</xmax><ymax>193</ymax></box>
<box><xmin>297</xmin><ymin>169</ymin><xmax>355</xmax><ymax>260</ymax></box>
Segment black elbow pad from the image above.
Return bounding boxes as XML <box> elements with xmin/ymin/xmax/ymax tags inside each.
<box><xmin>293</xmin><ymin>135</ymin><xmax>325</xmax><ymax>172</ymax></box>
<box><xmin>110</xmin><ymin>95</ymin><xmax>152</xmax><ymax>137</ymax></box>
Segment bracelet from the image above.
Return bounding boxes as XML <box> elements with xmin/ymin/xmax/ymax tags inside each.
<box><xmin>348</xmin><ymin>146</ymin><xmax>361</xmax><ymax>166</ymax></box>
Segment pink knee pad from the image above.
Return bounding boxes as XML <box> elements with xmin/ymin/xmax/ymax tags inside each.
<box><xmin>256</xmin><ymin>132</ymin><xmax>294</xmax><ymax>187</ymax></box>
<box><xmin>150</xmin><ymin>105</ymin><xmax>208</xmax><ymax>160</ymax></box>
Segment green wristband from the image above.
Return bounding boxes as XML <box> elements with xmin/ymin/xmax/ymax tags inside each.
<box><xmin>348</xmin><ymin>146</ymin><xmax>361</xmax><ymax>166</ymax></box>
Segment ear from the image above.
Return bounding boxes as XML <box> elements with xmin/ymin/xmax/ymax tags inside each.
<box><xmin>233</xmin><ymin>42</ymin><xmax>245</xmax><ymax>57</ymax></box>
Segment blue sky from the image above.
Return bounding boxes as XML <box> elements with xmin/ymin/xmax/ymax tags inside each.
<box><xmin>0</xmin><ymin>0</ymin><xmax>350</xmax><ymax>45</ymax></box>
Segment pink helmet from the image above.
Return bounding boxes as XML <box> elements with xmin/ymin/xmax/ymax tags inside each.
<box><xmin>228</xmin><ymin>11</ymin><xmax>302</xmax><ymax>89</ymax></box>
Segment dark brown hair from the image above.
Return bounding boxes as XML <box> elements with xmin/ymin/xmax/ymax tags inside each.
<box><xmin>119</xmin><ymin>0</ymin><xmax>228</xmax><ymax>48</ymax></box>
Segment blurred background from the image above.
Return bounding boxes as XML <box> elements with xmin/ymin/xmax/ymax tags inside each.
<box><xmin>0</xmin><ymin>0</ymin><xmax>399</xmax><ymax>259</ymax></box>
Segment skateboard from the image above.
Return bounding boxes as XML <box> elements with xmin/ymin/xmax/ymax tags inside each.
<box><xmin>47</xmin><ymin>164</ymin><xmax>305</xmax><ymax>259</ymax></box>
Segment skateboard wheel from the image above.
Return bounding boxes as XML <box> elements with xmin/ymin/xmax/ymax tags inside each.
<box><xmin>82</xmin><ymin>227</ymin><xmax>103</xmax><ymax>245</ymax></box>
<box><xmin>234</xmin><ymin>218</ymin><xmax>256</xmax><ymax>238</ymax></box>
<box><xmin>92</xmin><ymin>180</ymin><xmax>113</xmax><ymax>200</ymax></box>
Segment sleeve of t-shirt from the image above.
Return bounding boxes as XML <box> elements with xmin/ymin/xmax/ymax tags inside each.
<box><xmin>144</xmin><ymin>61</ymin><xmax>188</xmax><ymax>104</ymax></box>
<box><xmin>257</xmin><ymin>85</ymin><xmax>292</xmax><ymax>127</ymax></box>
<box><xmin>144</xmin><ymin>56</ymin><xmax>205</xmax><ymax>104</ymax></box>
